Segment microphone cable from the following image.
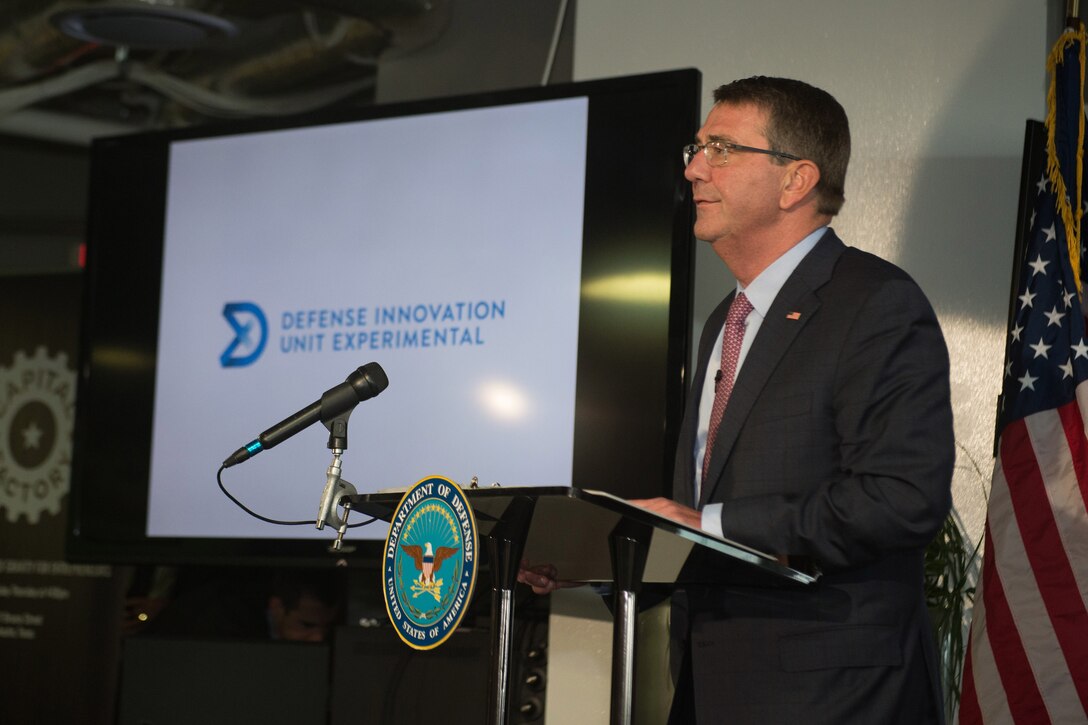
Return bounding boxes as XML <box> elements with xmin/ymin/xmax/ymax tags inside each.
<box><xmin>217</xmin><ymin>464</ymin><xmax>379</xmax><ymax>529</ymax></box>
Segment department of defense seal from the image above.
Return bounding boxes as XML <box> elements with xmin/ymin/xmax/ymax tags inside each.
<box><xmin>383</xmin><ymin>476</ymin><xmax>478</xmax><ymax>650</ymax></box>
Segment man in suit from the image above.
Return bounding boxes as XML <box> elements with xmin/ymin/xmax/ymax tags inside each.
<box><xmin>517</xmin><ymin>75</ymin><xmax>954</xmax><ymax>722</ymax></box>
<box><xmin>626</xmin><ymin>76</ymin><xmax>955</xmax><ymax>723</ymax></box>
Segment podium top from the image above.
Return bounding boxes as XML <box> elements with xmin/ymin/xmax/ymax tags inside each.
<box><xmin>350</xmin><ymin>486</ymin><xmax>816</xmax><ymax>586</ymax></box>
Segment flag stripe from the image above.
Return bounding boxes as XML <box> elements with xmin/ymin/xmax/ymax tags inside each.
<box><xmin>976</xmin><ymin>479</ymin><xmax>1051</xmax><ymax>723</ymax></box>
<box><xmin>1058</xmin><ymin>392</ymin><xmax>1088</xmax><ymax>602</ymax></box>
<box><xmin>959</xmin><ymin>591</ymin><xmax>1016</xmax><ymax>724</ymax></box>
<box><xmin>1017</xmin><ymin>412</ymin><xmax>1088</xmax><ymax>716</ymax></box>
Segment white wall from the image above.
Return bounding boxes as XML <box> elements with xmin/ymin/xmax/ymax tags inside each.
<box><xmin>547</xmin><ymin>2</ymin><xmax>1048</xmax><ymax>721</ymax></box>
<box><xmin>575</xmin><ymin>0</ymin><xmax>1046</xmax><ymax>548</ymax></box>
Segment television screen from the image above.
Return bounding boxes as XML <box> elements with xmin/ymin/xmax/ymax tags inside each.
<box><xmin>68</xmin><ymin>69</ymin><xmax>701</xmax><ymax>564</ymax></box>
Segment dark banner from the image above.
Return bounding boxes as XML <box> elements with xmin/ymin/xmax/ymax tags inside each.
<box><xmin>0</xmin><ymin>274</ymin><xmax>125</xmax><ymax>724</ymax></box>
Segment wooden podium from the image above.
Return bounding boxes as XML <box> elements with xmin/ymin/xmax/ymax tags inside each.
<box><xmin>351</xmin><ymin>487</ymin><xmax>816</xmax><ymax>725</ymax></box>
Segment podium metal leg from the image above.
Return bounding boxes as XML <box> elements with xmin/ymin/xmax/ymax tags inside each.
<box><xmin>609</xmin><ymin>520</ymin><xmax>651</xmax><ymax>725</ymax></box>
<box><xmin>486</xmin><ymin>496</ymin><xmax>536</xmax><ymax>725</ymax></box>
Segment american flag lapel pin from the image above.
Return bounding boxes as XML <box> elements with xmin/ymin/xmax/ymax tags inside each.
<box><xmin>786</xmin><ymin>311</ymin><xmax>802</xmax><ymax>320</ymax></box>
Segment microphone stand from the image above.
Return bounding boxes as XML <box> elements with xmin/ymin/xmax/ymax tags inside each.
<box><xmin>316</xmin><ymin>446</ymin><xmax>356</xmax><ymax>551</ymax></box>
<box><xmin>315</xmin><ymin>391</ymin><xmax>361</xmax><ymax>550</ymax></box>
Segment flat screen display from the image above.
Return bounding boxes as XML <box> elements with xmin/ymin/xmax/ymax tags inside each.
<box><xmin>68</xmin><ymin>69</ymin><xmax>700</xmax><ymax>563</ymax></box>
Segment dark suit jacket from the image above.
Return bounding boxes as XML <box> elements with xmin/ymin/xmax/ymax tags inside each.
<box><xmin>671</xmin><ymin>229</ymin><xmax>954</xmax><ymax>724</ymax></box>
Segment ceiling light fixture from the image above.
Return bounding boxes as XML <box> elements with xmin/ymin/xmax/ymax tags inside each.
<box><xmin>51</xmin><ymin>3</ymin><xmax>239</xmax><ymax>51</ymax></box>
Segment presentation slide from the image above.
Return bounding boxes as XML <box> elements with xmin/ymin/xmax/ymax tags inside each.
<box><xmin>145</xmin><ymin>97</ymin><xmax>588</xmax><ymax>539</ymax></box>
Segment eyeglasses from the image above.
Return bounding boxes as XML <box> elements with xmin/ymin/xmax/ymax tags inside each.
<box><xmin>682</xmin><ymin>141</ymin><xmax>801</xmax><ymax>167</ymax></box>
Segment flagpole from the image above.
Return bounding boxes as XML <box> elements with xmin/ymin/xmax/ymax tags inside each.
<box><xmin>1069</xmin><ymin>0</ymin><xmax>1082</xmax><ymax>29</ymax></box>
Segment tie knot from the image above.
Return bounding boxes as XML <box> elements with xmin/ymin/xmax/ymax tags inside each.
<box><xmin>727</xmin><ymin>292</ymin><xmax>753</xmax><ymax>327</ymax></box>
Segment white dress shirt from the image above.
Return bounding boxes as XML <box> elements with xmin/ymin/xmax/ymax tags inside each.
<box><xmin>696</xmin><ymin>227</ymin><xmax>827</xmax><ymax>536</ymax></box>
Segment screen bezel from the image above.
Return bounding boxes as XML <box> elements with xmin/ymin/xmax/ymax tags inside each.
<box><xmin>67</xmin><ymin>68</ymin><xmax>701</xmax><ymax>565</ymax></box>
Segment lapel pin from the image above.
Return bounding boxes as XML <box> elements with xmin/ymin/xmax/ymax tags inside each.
<box><xmin>786</xmin><ymin>311</ymin><xmax>802</xmax><ymax>320</ymax></box>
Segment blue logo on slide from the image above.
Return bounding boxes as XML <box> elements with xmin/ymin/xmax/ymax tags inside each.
<box><xmin>220</xmin><ymin>302</ymin><xmax>268</xmax><ymax>367</ymax></box>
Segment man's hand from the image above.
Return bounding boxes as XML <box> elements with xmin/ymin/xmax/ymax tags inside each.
<box><xmin>628</xmin><ymin>497</ymin><xmax>703</xmax><ymax>530</ymax></box>
<box><xmin>631</xmin><ymin>498</ymin><xmax>791</xmax><ymax>565</ymax></box>
<box><xmin>517</xmin><ymin>561</ymin><xmax>581</xmax><ymax>595</ymax></box>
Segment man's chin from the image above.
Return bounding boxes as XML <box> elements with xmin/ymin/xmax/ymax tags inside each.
<box><xmin>692</xmin><ymin>224</ymin><xmax>720</xmax><ymax>244</ymax></box>
<box><xmin>692</xmin><ymin>217</ymin><xmax>724</xmax><ymax>244</ymax></box>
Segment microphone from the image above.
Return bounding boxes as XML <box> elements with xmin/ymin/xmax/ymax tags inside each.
<box><xmin>222</xmin><ymin>362</ymin><xmax>388</xmax><ymax>468</ymax></box>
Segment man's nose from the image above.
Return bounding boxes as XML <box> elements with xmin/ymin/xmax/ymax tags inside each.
<box><xmin>684</xmin><ymin>153</ymin><xmax>708</xmax><ymax>183</ymax></box>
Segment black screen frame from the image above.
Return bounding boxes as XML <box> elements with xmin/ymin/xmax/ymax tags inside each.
<box><xmin>67</xmin><ymin>68</ymin><xmax>702</xmax><ymax>566</ymax></box>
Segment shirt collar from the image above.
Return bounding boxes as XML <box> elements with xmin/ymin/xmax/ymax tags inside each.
<box><xmin>737</xmin><ymin>226</ymin><xmax>827</xmax><ymax>318</ymax></box>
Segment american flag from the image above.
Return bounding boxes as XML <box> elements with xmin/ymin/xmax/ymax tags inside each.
<box><xmin>958</xmin><ymin>26</ymin><xmax>1088</xmax><ymax>724</ymax></box>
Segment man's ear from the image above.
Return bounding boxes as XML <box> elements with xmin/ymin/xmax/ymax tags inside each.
<box><xmin>780</xmin><ymin>160</ymin><xmax>821</xmax><ymax>210</ymax></box>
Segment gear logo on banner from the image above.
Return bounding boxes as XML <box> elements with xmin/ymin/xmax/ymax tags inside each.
<box><xmin>0</xmin><ymin>347</ymin><xmax>76</xmax><ymax>523</ymax></box>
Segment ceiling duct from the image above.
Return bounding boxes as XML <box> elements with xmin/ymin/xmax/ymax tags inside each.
<box><xmin>0</xmin><ymin>0</ymin><xmax>447</xmax><ymax>136</ymax></box>
<box><xmin>0</xmin><ymin>1</ymin><xmax>95</xmax><ymax>83</ymax></box>
<box><xmin>180</xmin><ymin>12</ymin><xmax>385</xmax><ymax>98</ymax></box>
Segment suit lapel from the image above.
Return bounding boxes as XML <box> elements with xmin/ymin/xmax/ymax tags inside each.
<box><xmin>674</xmin><ymin>293</ymin><xmax>733</xmax><ymax>505</ymax></box>
<box><xmin>698</xmin><ymin>231</ymin><xmax>846</xmax><ymax>507</ymax></box>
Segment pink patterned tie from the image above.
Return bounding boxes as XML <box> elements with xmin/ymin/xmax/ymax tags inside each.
<box><xmin>702</xmin><ymin>292</ymin><xmax>753</xmax><ymax>485</ymax></box>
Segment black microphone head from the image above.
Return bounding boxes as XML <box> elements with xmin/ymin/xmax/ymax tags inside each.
<box><xmin>347</xmin><ymin>362</ymin><xmax>389</xmax><ymax>401</ymax></box>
